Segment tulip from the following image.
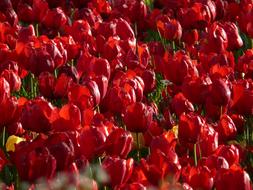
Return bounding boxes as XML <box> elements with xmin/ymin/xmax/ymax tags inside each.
<box><xmin>215</xmin><ymin>145</ymin><xmax>239</xmax><ymax>167</ymax></box>
<box><xmin>123</xmin><ymin>102</ymin><xmax>153</xmax><ymax>133</ymax></box>
<box><xmin>215</xmin><ymin>165</ymin><xmax>252</xmax><ymax>190</ymax></box>
<box><xmin>46</xmin><ymin>132</ymin><xmax>75</xmax><ymax>171</ymax></box>
<box><xmin>1</xmin><ymin>70</ymin><xmax>21</xmax><ymax>92</ymax></box>
<box><xmin>178</xmin><ymin>113</ymin><xmax>205</xmax><ymax>144</ymax></box>
<box><xmin>102</xmin><ymin>156</ymin><xmax>134</xmax><ymax>188</ymax></box>
<box><xmin>222</xmin><ymin>22</ymin><xmax>243</xmax><ymax>50</ymax></box>
<box><xmin>171</xmin><ymin>93</ymin><xmax>195</xmax><ymax>117</ymax></box>
<box><xmin>38</xmin><ymin>72</ymin><xmax>56</xmax><ymax>99</ymax></box>
<box><xmin>141</xmin><ymin>150</ymin><xmax>181</xmax><ymax>185</ymax></box>
<box><xmin>79</xmin><ymin>126</ymin><xmax>106</xmax><ymax>161</ymax></box>
<box><xmin>42</xmin><ymin>7</ymin><xmax>67</xmax><ymax>29</ymax></box>
<box><xmin>198</xmin><ymin>125</ymin><xmax>218</xmax><ymax>157</ymax></box>
<box><xmin>156</xmin><ymin>15</ymin><xmax>182</xmax><ymax>41</ymax></box>
<box><xmin>206</xmin><ymin>22</ymin><xmax>228</xmax><ymax>53</ymax></box>
<box><xmin>103</xmin><ymin>128</ymin><xmax>133</xmax><ymax>158</ymax></box>
<box><xmin>52</xmin><ymin>103</ymin><xmax>81</xmax><ymax>132</ymax></box>
<box><xmin>150</xmin><ymin>131</ymin><xmax>177</xmax><ymax>155</ymax></box>
<box><xmin>210</xmin><ymin>78</ymin><xmax>231</xmax><ymax>106</ymax></box>
<box><xmin>20</xmin><ymin>97</ymin><xmax>57</xmax><ymax>133</ymax></box>
<box><xmin>10</xmin><ymin>136</ymin><xmax>57</xmax><ymax>182</ymax></box>
<box><xmin>162</xmin><ymin>51</ymin><xmax>199</xmax><ymax>85</ymax></box>
<box><xmin>217</xmin><ymin>114</ymin><xmax>237</xmax><ymax>142</ymax></box>
<box><xmin>182</xmin><ymin>165</ymin><xmax>214</xmax><ymax>190</ymax></box>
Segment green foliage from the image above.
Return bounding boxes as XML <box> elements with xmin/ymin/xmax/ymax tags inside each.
<box><xmin>148</xmin><ymin>73</ymin><xmax>171</xmax><ymax>108</ymax></box>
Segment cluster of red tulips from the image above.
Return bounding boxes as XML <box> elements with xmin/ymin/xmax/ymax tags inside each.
<box><xmin>0</xmin><ymin>0</ymin><xmax>253</xmax><ymax>189</ymax></box>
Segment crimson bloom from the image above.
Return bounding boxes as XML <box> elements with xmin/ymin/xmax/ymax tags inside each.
<box><xmin>215</xmin><ymin>165</ymin><xmax>252</xmax><ymax>190</ymax></box>
<box><xmin>156</xmin><ymin>15</ymin><xmax>182</xmax><ymax>41</ymax></box>
<box><xmin>102</xmin><ymin>156</ymin><xmax>134</xmax><ymax>188</ymax></box>
<box><xmin>103</xmin><ymin>127</ymin><xmax>133</xmax><ymax>158</ymax></box>
<box><xmin>123</xmin><ymin>102</ymin><xmax>153</xmax><ymax>133</ymax></box>
<box><xmin>178</xmin><ymin>113</ymin><xmax>205</xmax><ymax>144</ymax></box>
<box><xmin>10</xmin><ymin>136</ymin><xmax>56</xmax><ymax>182</ymax></box>
<box><xmin>20</xmin><ymin>97</ymin><xmax>57</xmax><ymax>133</ymax></box>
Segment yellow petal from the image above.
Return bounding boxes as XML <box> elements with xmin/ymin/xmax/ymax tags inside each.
<box><xmin>172</xmin><ymin>125</ymin><xmax>178</xmax><ymax>138</ymax></box>
<box><xmin>6</xmin><ymin>135</ymin><xmax>25</xmax><ymax>152</ymax></box>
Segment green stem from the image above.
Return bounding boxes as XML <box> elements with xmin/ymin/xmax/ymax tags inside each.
<box><xmin>172</xmin><ymin>41</ymin><xmax>176</xmax><ymax>53</ymax></box>
<box><xmin>30</xmin><ymin>74</ymin><xmax>34</xmax><ymax>98</ymax></box>
<box><xmin>136</xmin><ymin>133</ymin><xmax>140</xmax><ymax>161</ymax></box>
<box><xmin>198</xmin><ymin>143</ymin><xmax>202</xmax><ymax>161</ymax></box>
<box><xmin>157</xmin><ymin>30</ymin><xmax>166</xmax><ymax>50</ymax></box>
<box><xmin>35</xmin><ymin>23</ymin><xmax>39</xmax><ymax>37</ymax></box>
<box><xmin>2</xmin><ymin>126</ymin><xmax>5</xmax><ymax>147</ymax></box>
<box><xmin>194</xmin><ymin>143</ymin><xmax>198</xmax><ymax>166</ymax></box>
<box><xmin>15</xmin><ymin>171</ymin><xmax>20</xmax><ymax>190</ymax></box>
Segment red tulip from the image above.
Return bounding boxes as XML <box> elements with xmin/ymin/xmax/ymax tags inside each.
<box><xmin>38</xmin><ymin>72</ymin><xmax>56</xmax><ymax>99</ymax></box>
<box><xmin>123</xmin><ymin>102</ymin><xmax>153</xmax><ymax>133</ymax></box>
<box><xmin>198</xmin><ymin>125</ymin><xmax>218</xmax><ymax>157</ymax></box>
<box><xmin>237</xmin><ymin>49</ymin><xmax>253</xmax><ymax>79</ymax></box>
<box><xmin>163</xmin><ymin>51</ymin><xmax>199</xmax><ymax>85</ymax></box>
<box><xmin>143</xmin><ymin>121</ymin><xmax>164</xmax><ymax>146</ymax></box>
<box><xmin>141</xmin><ymin>150</ymin><xmax>181</xmax><ymax>185</ymax></box>
<box><xmin>1</xmin><ymin>70</ymin><xmax>21</xmax><ymax>93</ymax></box>
<box><xmin>150</xmin><ymin>131</ymin><xmax>177</xmax><ymax>155</ymax></box>
<box><xmin>217</xmin><ymin>114</ymin><xmax>237</xmax><ymax>142</ymax></box>
<box><xmin>182</xmin><ymin>165</ymin><xmax>214</xmax><ymax>190</ymax></box>
<box><xmin>45</xmin><ymin>132</ymin><xmax>75</xmax><ymax>171</ymax></box>
<box><xmin>102</xmin><ymin>85</ymin><xmax>136</xmax><ymax>114</ymax></box>
<box><xmin>215</xmin><ymin>145</ymin><xmax>239</xmax><ymax>167</ymax></box>
<box><xmin>6</xmin><ymin>122</ymin><xmax>24</xmax><ymax>136</ymax></box>
<box><xmin>238</xmin><ymin>4</ymin><xmax>253</xmax><ymax>38</ymax></box>
<box><xmin>102</xmin><ymin>157</ymin><xmax>134</xmax><ymax>188</ymax></box>
<box><xmin>103</xmin><ymin>128</ymin><xmax>133</xmax><ymax>158</ymax></box>
<box><xmin>230</xmin><ymin>114</ymin><xmax>245</xmax><ymax>134</ymax></box>
<box><xmin>73</xmin><ymin>7</ymin><xmax>102</xmax><ymax>26</ymax></box>
<box><xmin>182</xmin><ymin>75</ymin><xmax>212</xmax><ymax>105</ymax></box>
<box><xmin>54</xmin><ymin>73</ymin><xmax>73</xmax><ymax>98</ymax></box>
<box><xmin>79</xmin><ymin>126</ymin><xmax>106</xmax><ymax>161</ymax></box>
<box><xmin>182</xmin><ymin>29</ymin><xmax>199</xmax><ymax>45</ymax></box>
<box><xmin>65</xmin><ymin>19</ymin><xmax>92</xmax><ymax>43</ymax></box>
<box><xmin>0</xmin><ymin>77</ymin><xmax>10</xmax><ymax>104</ymax></box>
<box><xmin>58</xmin><ymin>65</ymin><xmax>79</xmax><ymax>83</ymax></box>
<box><xmin>215</xmin><ymin>165</ymin><xmax>252</xmax><ymax>190</ymax></box>
<box><xmin>42</xmin><ymin>7</ymin><xmax>67</xmax><ymax>29</ymax></box>
<box><xmin>52</xmin><ymin>103</ymin><xmax>81</xmax><ymax>132</ymax></box>
<box><xmin>204</xmin><ymin>155</ymin><xmax>229</xmax><ymax>171</ymax></box>
<box><xmin>231</xmin><ymin>80</ymin><xmax>253</xmax><ymax>115</ymax></box>
<box><xmin>68</xmin><ymin>82</ymin><xmax>100</xmax><ymax>110</ymax></box>
<box><xmin>138</xmin><ymin>69</ymin><xmax>156</xmax><ymax>93</ymax></box>
<box><xmin>20</xmin><ymin>97</ymin><xmax>57</xmax><ymax>133</ymax></box>
<box><xmin>0</xmin><ymin>149</ymin><xmax>7</xmax><ymax>171</ymax></box>
<box><xmin>156</xmin><ymin>15</ymin><xmax>182</xmax><ymax>41</ymax></box>
<box><xmin>178</xmin><ymin>2</ymin><xmax>216</xmax><ymax>29</ymax></box>
<box><xmin>210</xmin><ymin>78</ymin><xmax>231</xmax><ymax>106</ymax></box>
<box><xmin>222</xmin><ymin>22</ymin><xmax>243</xmax><ymax>50</ymax></box>
<box><xmin>178</xmin><ymin>113</ymin><xmax>205</xmax><ymax>144</ymax></box>
<box><xmin>0</xmin><ymin>96</ymin><xmax>18</xmax><ymax>127</ymax></box>
<box><xmin>171</xmin><ymin>93</ymin><xmax>194</xmax><ymax>117</ymax></box>
<box><xmin>205</xmin><ymin>22</ymin><xmax>228</xmax><ymax>53</ymax></box>
<box><xmin>10</xmin><ymin>136</ymin><xmax>56</xmax><ymax>182</ymax></box>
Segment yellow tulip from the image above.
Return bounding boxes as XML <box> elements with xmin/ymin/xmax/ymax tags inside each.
<box><xmin>6</xmin><ymin>135</ymin><xmax>25</xmax><ymax>152</ymax></box>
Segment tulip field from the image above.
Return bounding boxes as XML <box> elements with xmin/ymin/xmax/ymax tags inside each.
<box><xmin>0</xmin><ymin>0</ymin><xmax>253</xmax><ymax>189</ymax></box>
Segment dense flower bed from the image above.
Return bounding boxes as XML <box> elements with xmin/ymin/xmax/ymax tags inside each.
<box><xmin>0</xmin><ymin>0</ymin><xmax>252</xmax><ymax>189</ymax></box>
